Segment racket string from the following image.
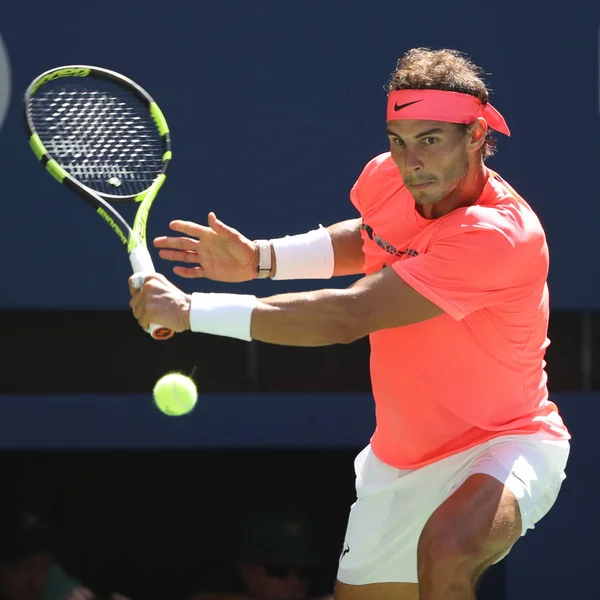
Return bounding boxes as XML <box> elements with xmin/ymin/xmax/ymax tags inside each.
<box><xmin>29</xmin><ymin>82</ymin><xmax>165</xmax><ymax>197</ymax></box>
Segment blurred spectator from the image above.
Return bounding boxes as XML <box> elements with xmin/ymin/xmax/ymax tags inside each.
<box><xmin>189</xmin><ymin>506</ymin><xmax>332</xmax><ymax>600</ymax></box>
<box><xmin>0</xmin><ymin>501</ymin><xmax>129</xmax><ymax>600</ymax></box>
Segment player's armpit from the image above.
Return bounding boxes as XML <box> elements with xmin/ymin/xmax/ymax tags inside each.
<box><xmin>346</xmin><ymin>266</ymin><xmax>444</xmax><ymax>337</ymax></box>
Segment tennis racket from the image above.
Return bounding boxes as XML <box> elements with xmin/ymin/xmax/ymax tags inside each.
<box><xmin>23</xmin><ymin>65</ymin><xmax>174</xmax><ymax>340</ymax></box>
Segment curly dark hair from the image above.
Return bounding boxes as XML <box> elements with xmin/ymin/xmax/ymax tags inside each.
<box><xmin>386</xmin><ymin>48</ymin><xmax>497</xmax><ymax>159</ymax></box>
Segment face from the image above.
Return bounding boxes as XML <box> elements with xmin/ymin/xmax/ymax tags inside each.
<box><xmin>0</xmin><ymin>555</ymin><xmax>53</xmax><ymax>600</ymax></box>
<box><xmin>386</xmin><ymin>119</ymin><xmax>482</xmax><ymax>208</ymax></box>
<box><xmin>239</xmin><ymin>563</ymin><xmax>312</xmax><ymax>600</ymax></box>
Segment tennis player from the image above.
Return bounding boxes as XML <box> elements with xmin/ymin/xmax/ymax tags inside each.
<box><xmin>129</xmin><ymin>48</ymin><xmax>570</xmax><ymax>600</ymax></box>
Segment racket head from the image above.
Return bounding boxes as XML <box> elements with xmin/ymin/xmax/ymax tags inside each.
<box><xmin>23</xmin><ymin>65</ymin><xmax>172</xmax><ymax>204</ymax></box>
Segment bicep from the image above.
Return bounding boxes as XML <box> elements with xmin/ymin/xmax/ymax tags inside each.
<box><xmin>328</xmin><ymin>218</ymin><xmax>365</xmax><ymax>276</ymax></box>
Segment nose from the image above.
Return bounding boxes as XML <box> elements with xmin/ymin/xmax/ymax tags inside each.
<box><xmin>403</xmin><ymin>148</ymin><xmax>423</xmax><ymax>172</ymax></box>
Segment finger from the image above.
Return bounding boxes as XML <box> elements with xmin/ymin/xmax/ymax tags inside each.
<box><xmin>208</xmin><ymin>212</ymin><xmax>242</xmax><ymax>239</ymax></box>
<box><xmin>130</xmin><ymin>272</ymin><xmax>147</xmax><ymax>293</ymax></box>
<box><xmin>168</xmin><ymin>220</ymin><xmax>212</xmax><ymax>238</ymax></box>
<box><xmin>129</xmin><ymin>271</ymin><xmax>162</xmax><ymax>294</ymax></box>
<box><xmin>173</xmin><ymin>265</ymin><xmax>206</xmax><ymax>278</ymax></box>
<box><xmin>153</xmin><ymin>235</ymin><xmax>199</xmax><ymax>251</ymax></box>
<box><xmin>158</xmin><ymin>249</ymin><xmax>201</xmax><ymax>264</ymax></box>
<box><xmin>135</xmin><ymin>300</ymin><xmax>150</xmax><ymax>330</ymax></box>
<box><xmin>129</xmin><ymin>290</ymin><xmax>144</xmax><ymax>314</ymax></box>
<box><xmin>139</xmin><ymin>272</ymin><xmax>161</xmax><ymax>285</ymax></box>
<box><xmin>128</xmin><ymin>275</ymin><xmax>143</xmax><ymax>297</ymax></box>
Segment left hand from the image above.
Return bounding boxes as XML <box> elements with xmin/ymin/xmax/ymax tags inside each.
<box><xmin>129</xmin><ymin>273</ymin><xmax>191</xmax><ymax>333</ymax></box>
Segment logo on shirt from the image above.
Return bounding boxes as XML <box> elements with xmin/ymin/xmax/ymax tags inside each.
<box><xmin>361</xmin><ymin>223</ymin><xmax>419</xmax><ymax>258</ymax></box>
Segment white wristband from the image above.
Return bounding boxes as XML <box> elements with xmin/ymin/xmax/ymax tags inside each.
<box><xmin>271</xmin><ymin>225</ymin><xmax>334</xmax><ymax>280</ymax></box>
<box><xmin>189</xmin><ymin>293</ymin><xmax>257</xmax><ymax>341</ymax></box>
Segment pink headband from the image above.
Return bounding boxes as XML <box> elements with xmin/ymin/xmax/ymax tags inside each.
<box><xmin>386</xmin><ymin>89</ymin><xmax>510</xmax><ymax>136</ymax></box>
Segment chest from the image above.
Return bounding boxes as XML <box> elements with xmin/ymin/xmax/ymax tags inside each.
<box><xmin>359</xmin><ymin>189</ymin><xmax>440</xmax><ymax>272</ymax></box>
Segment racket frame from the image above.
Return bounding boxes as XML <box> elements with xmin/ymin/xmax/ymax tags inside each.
<box><xmin>23</xmin><ymin>65</ymin><xmax>174</xmax><ymax>339</ymax></box>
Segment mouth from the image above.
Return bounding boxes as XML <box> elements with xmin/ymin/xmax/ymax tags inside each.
<box><xmin>408</xmin><ymin>182</ymin><xmax>433</xmax><ymax>190</ymax></box>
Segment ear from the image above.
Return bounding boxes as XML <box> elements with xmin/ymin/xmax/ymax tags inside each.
<box><xmin>467</xmin><ymin>118</ymin><xmax>488</xmax><ymax>153</ymax></box>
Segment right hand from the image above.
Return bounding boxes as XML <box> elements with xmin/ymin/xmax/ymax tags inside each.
<box><xmin>154</xmin><ymin>212</ymin><xmax>259</xmax><ymax>282</ymax></box>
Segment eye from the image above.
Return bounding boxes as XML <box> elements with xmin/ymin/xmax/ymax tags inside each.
<box><xmin>422</xmin><ymin>137</ymin><xmax>439</xmax><ymax>145</ymax></box>
<box><xmin>392</xmin><ymin>137</ymin><xmax>405</xmax><ymax>147</ymax></box>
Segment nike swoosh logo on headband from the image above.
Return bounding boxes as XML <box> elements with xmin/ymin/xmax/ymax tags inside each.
<box><xmin>394</xmin><ymin>99</ymin><xmax>423</xmax><ymax>111</ymax></box>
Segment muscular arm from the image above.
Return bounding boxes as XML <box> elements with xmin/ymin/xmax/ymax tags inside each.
<box><xmin>250</xmin><ymin>266</ymin><xmax>443</xmax><ymax>346</ymax></box>
<box><xmin>130</xmin><ymin>253</ymin><xmax>442</xmax><ymax>341</ymax></box>
<box><xmin>268</xmin><ymin>218</ymin><xmax>364</xmax><ymax>277</ymax></box>
<box><xmin>327</xmin><ymin>218</ymin><xmax>365</xmax><ymax>276</ymax></box>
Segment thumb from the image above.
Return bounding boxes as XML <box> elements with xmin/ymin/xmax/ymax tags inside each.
<box><xmin>208</xmin><ymin>212</ymin><xmax>242</xmax><ymax>240</ymax></box>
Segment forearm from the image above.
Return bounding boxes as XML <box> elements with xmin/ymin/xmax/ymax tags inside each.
<box><xmin>185</xmin><ymin>263</ymin><xmax>441</xmax><ymax>343</ymax></box>
<box><xmin>250</xmin><ymin>287</ymin><xmax>362</xmax><ymax>346</ymax></box>
<box><xmin>264</xmin><ymin>218</ymin><xmax>364</xmax><ymax>278</ymax></box>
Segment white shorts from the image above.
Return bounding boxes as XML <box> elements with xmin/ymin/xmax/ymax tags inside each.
<box><xmin>336</xmin><ymin>432</ymin><xmax>570</xmax><ymax>585</ymax></box>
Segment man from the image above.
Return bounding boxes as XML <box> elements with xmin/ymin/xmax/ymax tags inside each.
<box><xmin>188</xmin><ymin>506</ymin><xmax>332</xmax><ymax>600</ymax></box>
<box><xmin>129</xmin><ymin>48</ymin><xmax>570</xmax><ymax>600</ymax></box>
<box><xmin>0</xmin><ymin>502</ymin><xmax>130</xmax><ymax>600</ymax></box>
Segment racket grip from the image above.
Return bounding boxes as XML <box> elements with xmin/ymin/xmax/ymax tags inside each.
<box><xmin>129</xmin><ymin>246</ymin><xmax>174</xmax><ymax>340</ymax></box>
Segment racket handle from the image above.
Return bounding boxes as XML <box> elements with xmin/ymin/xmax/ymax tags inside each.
<box><xmin>129</xmin><ymin>246</ymin><xmax>174</xmax><ymax>340</ymax></box>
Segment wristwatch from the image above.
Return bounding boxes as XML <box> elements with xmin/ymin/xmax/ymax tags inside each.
<box><xmin>254</xmin><ymin>239</ymin><xmax>272</xmax><ymax>279</ymax></box>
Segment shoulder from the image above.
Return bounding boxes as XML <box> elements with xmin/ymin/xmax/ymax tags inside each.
<box><xmin>355</xmin><ymin>152</ymin><xmax>399</xmax><ymax>184</ymax></box>
<box><xmin>439</xmin><ymin>171</ymin><xmax>546</xmax><ymax>251</ymax></box>
<box><xmin>351</xmin><ymin>152</ymin><xmax>405</xmax><ymax>213</ymax></box>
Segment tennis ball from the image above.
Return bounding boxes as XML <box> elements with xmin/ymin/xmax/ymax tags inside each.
<box><xmin>153</xmin><ymin>372</ymin><xmax>197</xmax><ymax>416</ymax></box>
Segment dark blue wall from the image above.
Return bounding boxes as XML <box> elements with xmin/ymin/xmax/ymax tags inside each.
<box><xmin>0</xmin><ymin>6</ymin><xmax>595</xmax><ymax>596</ymax></box>
<box><xmin>0</xmin><ymin>0</ymin><xmax>598</xmax><ymax>309</ymax></box>
<box><xmin>0</xmin><ymin>393</ymin><xmax>375</xmax><ymax>449</ymax></box>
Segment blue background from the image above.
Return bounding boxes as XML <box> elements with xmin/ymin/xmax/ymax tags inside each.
<box><xmin>0</xmin><ymin>0</ymin><xmax>598</xmax><ymax>308</ymax></box>
<box><xmin>0</xmin><ymin>2</ymin><xmax>597</xmax><ymax>598</ymax></box>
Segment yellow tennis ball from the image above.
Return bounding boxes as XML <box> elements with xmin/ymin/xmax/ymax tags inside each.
<box><xmin>153</xmin><ymin>373</ymin><xmax>197</xmax><ymax>416</ymax></box>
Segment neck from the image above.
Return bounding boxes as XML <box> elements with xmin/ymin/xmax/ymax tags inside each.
<box><xmin>418</xmin><ymin>161</ymin><xmax>488</xmax><ymax>219</ymax></box>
